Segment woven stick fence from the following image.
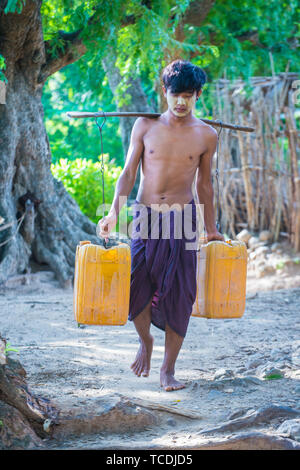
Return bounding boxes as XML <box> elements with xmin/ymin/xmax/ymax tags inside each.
<box><xmin>211</xmin><ymin>72</ymin><xmax>300</xmax><ymax>252</ymax></box>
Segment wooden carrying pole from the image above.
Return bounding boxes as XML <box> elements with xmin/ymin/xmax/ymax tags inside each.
<box><xmin>66</xmin><ymin>111</ymin><xmax>255</xmax><ymax>133</ymax></box>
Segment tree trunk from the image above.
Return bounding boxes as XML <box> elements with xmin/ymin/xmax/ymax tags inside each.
<box><xmin>102</xmin><ymin>46</ymin><xmax>156</xmax><ymax>200</ymax></box>
<box><xmin>0</xmin><ymin>0</ymin><xmax>217</xmax><ymax>286</ymax></box>
<box><xmin>0</xmin><ymin>336</ymin><xmax>59</xmax><ymax>449</ymax></box>
<box><xmin>0</xmin><ymin>1</ymin><xmax>100</xmax><ymax>288</ymax></box>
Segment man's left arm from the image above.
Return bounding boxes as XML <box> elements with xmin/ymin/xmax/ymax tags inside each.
<box><xmin>196</xmin><ymin>127</ymin><xmax>225</xmax><ymax>242</ymax></box>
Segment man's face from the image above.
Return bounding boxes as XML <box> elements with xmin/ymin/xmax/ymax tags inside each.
<box><xmin>164</xmin><ymin>88</ymin><xmax>200</xmax><ymax>116</ymax></box>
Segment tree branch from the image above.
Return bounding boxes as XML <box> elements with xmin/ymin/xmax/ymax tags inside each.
<box><xmin>38</xmin><ymin>0</ymin><xmax>216</xmax><ymax>84</ymax></box>
<box><xmin>38</xmin><ymin>6</ymin><xmax>138</xmax><ymax>84</ymax></box>
<box><xmin>180</xmin><ymin>0</ymin><xmax>216</xmax><ymax>27</ymax></box>
<box><xmin>37</xmin><ymin>32</ymin><xmax>87</xmax><ymax>83</ymax></box>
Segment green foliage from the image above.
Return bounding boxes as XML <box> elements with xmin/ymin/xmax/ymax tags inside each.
<box><xmin>41</xmin><ymin>0</ymin><xmax>219</xmax><ymax>108</ymax></box>
<box><xmin>188</xmin><ymin>0</ymin><xmax>300</xmax><ymax>80</ymax></box>
<box><xmin>39</xmin><ymin>0</ymin><xmax>300</xmax><ymax>166</ymax></box>
<box><xmin>4</xmin><ymin>0</ymin><xmax>25</xmax><ymax>14</ymax></box>
<box><xmin>4</xmin><ymin>342</ymin><xmax>19</xmax><ymax>355</ymax></box>
<box><xmin>51</xmin><ymin>156</ymin><xmax>122</xmax><ymax>224</ymax></box>
<box><xmin>42</xmin><ymin>66</ymin><xmax>124</xmax><ymax>166</ymax></box>
<box><xmin>4</xmin><ymin>0</ymin><xmax>299</xmax><ymax>207</ymax></box>
<box><xmin>41</xmin><ymin>0</ymin><xmax>219</xmax><ymax>165</ymax></box>
<box><xmin>113</xmin><ymin>0</ymin><xmax>218</xmax><ymax>104</ymax></box>
<box><xmin>0</xmin><ymin>54</ymin><xmax>7</xmax><ymax>83</ymax></box>
<box><xmin>264</xmin><ymin>373</ymin><xmax>283</xmax><ymax>380</ymax></box>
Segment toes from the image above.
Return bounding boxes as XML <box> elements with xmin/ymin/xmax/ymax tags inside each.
<box><xmin>136</xmin><ymin>363</ymin><xmax>143</xmax><ymax>376</ymax></box>
<box><xmin>161</xmin><ymin>384</ymin><xmax>175</xmax><ymax>391</ymax></box>
<box><xmin>133</xmin><ymin>362</ymin><xmax>149</xmax><ymax>377</ymax></box>
<box><xmin>160</xmin><ymin>381</ymin><xmax>186</xmax><ymax>391</ymax></box>
<box><xmin>131</xmin><ymin>357</ymin><xmax>139</xmax><ymax>369</ymax></box>
<box><xmin>160</xmin><ymin>384</ymin><xmax>174</xmax><ymax>391</ymax></box>
<box><xmin>164</xmin><ymin>385</ymin><xmax>183</xmax><ymax>392</ymax></box>
<box><xmin>164</xmin><ymin>386</ymin><xmax>173</xmax><ymax>392</ymax></box>
<box><xmin>131</xmin><ymin>363</ymin><xmax>140</xmax><ymax>375</ymax></box>
<box><xmin>131</xmin><ymin>339</ymin><xmax>153</xmax><ymax>378</ymax></box>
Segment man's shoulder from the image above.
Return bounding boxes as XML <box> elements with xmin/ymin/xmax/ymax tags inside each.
<box><xmin>135</xmin><ymin>116</ymin><xmax>159</xmax><ymax>126</ymax></box>
<box><xmin>194</xmin><ymin>119</ymin><xmax>218</xmax><ymax>141</ymax></box>
<box><xmin>134</xmin><ymin>116</ymin><xmax>159</xmax><ymax>134</ymax></box>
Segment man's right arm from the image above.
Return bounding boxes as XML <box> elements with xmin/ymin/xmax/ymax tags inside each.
<box><xmin>109</xmin><ymin>117</ymin><xmax>147</xmax><ymax>217</ymax></box>
<box><xmin>97</xmin><ymin>117</ymin><xmax>147</xmax><ymax>240</ymax></box>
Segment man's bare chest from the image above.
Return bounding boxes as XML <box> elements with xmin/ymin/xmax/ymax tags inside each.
<box><xmin>143</xmin><ymin>125</ymin><xmax>206</xmax><ymax>162</ymax></box>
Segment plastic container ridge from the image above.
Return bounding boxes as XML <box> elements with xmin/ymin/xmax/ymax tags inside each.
<box><xmin>73</xmin><ymin>240</ymin><xmax>131</xmax><ymax>325</ymax></box>
<box><xmin>192</xmin><ymin>240</ymin><xmax>247</xmax><ymax>319</ymax></box>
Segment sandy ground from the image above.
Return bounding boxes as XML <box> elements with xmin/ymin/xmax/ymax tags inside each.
<box><xmin>0</xmin><ymin>260</ymin><xmax>299</xmax><ymax>449</ymax></box>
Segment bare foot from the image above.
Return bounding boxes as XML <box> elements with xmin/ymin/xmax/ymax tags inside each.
<box><xmin>160</xmin><ymin>369</ymin><xmax>186</xmax><ymax>391</ymax></box>
<box><xmin>131</xmin><ymin>335</ymin><xmax>154</xmax><ymax>377</ymax></box>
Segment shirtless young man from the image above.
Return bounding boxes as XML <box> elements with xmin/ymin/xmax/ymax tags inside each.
<box><xmin>98</xmin><ymin>60</ymin><xmax>224</xmax><ymax>391</ymax></box>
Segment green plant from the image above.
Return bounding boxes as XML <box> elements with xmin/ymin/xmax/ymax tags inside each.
<box><xmin>0</xmin><ymin>55</ymin><xmax>7</xmax><ymax>83</ymax></box>
<box><xmin>4</xmin><ymin>342</ymin><xmax>19</xmax><ymax>355</ymax></box>
<box><xmin>4</xmin><ymin>0</ymin><xmax>25</xmax><ymax>14</ymax></box>
<box><xmin>264</xmin><ymin>373</ymin><xmax>283</xmax><ymax>380</ymax></box>
<box><xmin>51</xmin><ymin>156</ymin><xmax>132</xmax><ymax>230</ymax></box>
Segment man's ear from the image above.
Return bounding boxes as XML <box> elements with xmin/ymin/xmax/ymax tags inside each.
<box><xmin>196</xmin><ymin>90</ymin><xmax>202</xmax><ymax>101</ymax></box>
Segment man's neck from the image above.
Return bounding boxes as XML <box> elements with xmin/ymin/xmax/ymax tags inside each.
<box><xmin>163</xmin><ymin>109</ymin><xmax>195</xmax><ymax>127</ymax></box>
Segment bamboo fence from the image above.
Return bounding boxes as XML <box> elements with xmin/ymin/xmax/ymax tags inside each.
<box><xmin>211</xmin><ymin>72</ymin><xmax>300</xmax><ymax>252</ymax></box>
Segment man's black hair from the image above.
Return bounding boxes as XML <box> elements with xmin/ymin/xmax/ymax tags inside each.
<box><xmin>162</xmin><ymin>59</ymin><xmax>207</xmax><ymax>94</ymax></box>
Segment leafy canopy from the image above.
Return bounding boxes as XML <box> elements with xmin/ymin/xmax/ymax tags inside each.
<box><xmin>1</xmin><ymin>0</ymin><xmax>298</xmax><ymax>165</ymax></box>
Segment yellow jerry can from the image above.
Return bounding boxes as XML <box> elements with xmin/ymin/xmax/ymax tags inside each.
<box><xmin>192</xmin><ymin>240</ymin><xmax>247</xmax><ymax>319</ymax></box>
<box><xmin>73</xmin><ymin>240</ymin><xmax>131</xmax><ymax>325</ymax></box>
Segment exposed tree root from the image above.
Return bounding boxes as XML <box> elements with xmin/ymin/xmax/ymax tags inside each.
<box><xmin>51</xmin><ymin>398</ymin><xmax>157</xmax><ymax>441</ymax></box>
<box><xmin>0</xmin><ymin>178</ymin><xmax>106</xmax><ymax>288</ymax></box>
<box><xmin>111</xmin><ymin>432</ymin><xmax>300</xmax><ymax>451</ymax></box>
<box><xmin>0</xmin><ymin>336</ymin><xmax>60</xmax><ymax>449</ymax></box>
<box><xmin>198</xmin><ymin>405</ymin><xmax>300</xmax><ymax>435</ymax></box>
<box><xmin>195</xmin><ymin>432</ymin><xmax>300</xmax><ymax>450</ymax></box>
<box><xmin>0</xmin><ymin>400</ymin><xmax>44</xmax><ymax>450</ymax></box>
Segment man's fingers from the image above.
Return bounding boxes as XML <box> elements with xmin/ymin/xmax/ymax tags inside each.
<box><xmin>97</xmin><ymin>214</ymin><xmax>117</xmax><ymax>243</ymax></box>
<box><xmin>100</xmin><ymin>224</ymin><xmax>112</xmax><ymax>240</ymax></box>
<box><xmin>97</xmin><ymin>222</ymin><xmax>110</xmax><ymax>240</ymax></box>
<box><xmin>100</xmin><ymin>229</ymin><xmax>109</xmax><ymax>238</ymax></box>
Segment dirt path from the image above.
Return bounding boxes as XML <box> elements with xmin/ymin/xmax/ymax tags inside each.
<box><xmin>0</xmin><ymin>263</ymin><xmax>299</xmax><ymax>449</ymax></box>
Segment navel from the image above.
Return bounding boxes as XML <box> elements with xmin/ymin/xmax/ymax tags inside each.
<box><xmin>189</xmin><ymin>155</ymin><xmax>193</xmax><ymax>160</ymax></box>
<box><xmin>150</xmin><ymin>149</ymin><xmax>154</xmax><ymax>154</ymax></box>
